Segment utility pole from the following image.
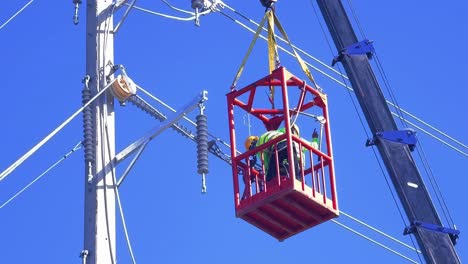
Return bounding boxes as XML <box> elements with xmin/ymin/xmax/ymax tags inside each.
<box><xmin>315</xmin><ymin>0</ymin><xmax>461</xmax><ymax>263</ymax></box>
<box><xmin>82</xmin><ymin>0</ymin><xmax>116</xmax><ymax>263</ymax></box>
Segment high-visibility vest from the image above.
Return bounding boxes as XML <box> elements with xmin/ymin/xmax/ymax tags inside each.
<box><xmin>256</xmin><ymin>129</ymin><xmax>305</xmax><ymax>173</ymax></box>
<box><xmin>256</xmin><ymin>130</ymin><xmax>283</xmax><ymax>172</ymax></box>
<box><xmin>311</xmin><ymin>137</ymin><xmax>319</xmax><ymax>150</ymax></box>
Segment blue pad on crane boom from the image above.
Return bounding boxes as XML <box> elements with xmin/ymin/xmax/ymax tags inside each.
<box><xmin>404</xmin><ymin>220</ymin><xmax>460</xmax><ymax>245</ymax></box>
<box><xmin>332</xmin><ymin>39</ymin><xmax>375</xmax><ymax>66</ymax></box>
<box><xmin>366</xmin><ymin>129</ymin><xmax>417</xmax><ymax>151</ymax></box>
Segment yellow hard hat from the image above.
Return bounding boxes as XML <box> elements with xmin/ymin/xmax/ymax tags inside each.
<box><xmin>245</xmin><ymin>136</ymin><xmax>259</xmax><ymax>150</ymax></box>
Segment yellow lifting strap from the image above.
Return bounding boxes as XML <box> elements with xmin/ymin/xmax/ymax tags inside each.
<box><xmin>272</xmin><ymin>11</ymin><xmax>318</xmax><ymax>89</ymax></box>
<box><xmin>267</xmin><ymin>10</ymin><xmax>278</xmax><ymax>109</ymax></box>
<box><xmin>230</xmin><ymin>9</ymin><xmax>319</xmax><ymax>95</ymax></box>
<box><xmin>230</xmin><ymin>13</ymin><xmax>268</xmax><ymax>90</ymax></box>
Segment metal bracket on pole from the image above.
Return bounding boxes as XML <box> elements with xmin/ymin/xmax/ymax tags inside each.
<box><xmin>116</xmin><ymin>142</ymin><xmax>148</xmax><ymax>187</ymax></box>
<box><xmin>332</xmin><ymin>39</ymin><xmax>375</xmax><ymax>66</ymax></box>
<box><xmin>404</xmin><ymin>221</ymin><xmax>460</xmax><ymax>245</ymax></box>
<box><xmin>114</xmin><ymin>0</ymin><xmax>136</xmax><ymax>33</ymax></box>
<box><xmin>366</xmin><ymin>129</ymin><xmax>417</xmax><ymax>151</ymax></box>
<box><xmin>114</xmin><ymin>90</ymin><xmax>208</xmax><ymax>164</ymax></box>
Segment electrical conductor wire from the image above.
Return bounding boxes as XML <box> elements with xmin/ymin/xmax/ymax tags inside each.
<box><xmin>341</xmin><ymin>211</ymin><xmax>420</xmax><ymax>253</ymax></box>
<box><xmin>0</xmin><ymin>141</ymin><xmax>82</xmax><ymax>209</ymax></box>
<box><xmin>0</xmin><ymin>81</ymin><xmax>114</xmax><ymax>183</ymax></box>
<box><xmin>128</xmin><ymin>3</ymin><xmax>211</xmax><ymax>21</ymax></box>
<box><xmin>332</xmin><ymin>220</ymin><xmax>419</xmax><ymax>264</ymax></box>
<box><xmin>0</xmin><ymin>0</ymin><xmax>34</xmax><ymax>30</ymax></box>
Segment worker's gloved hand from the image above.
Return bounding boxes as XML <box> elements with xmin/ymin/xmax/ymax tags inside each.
<box><xmin>312</xmin><ymin>129</ymin><xmax>318</xmax><ymax>138</ymax></box>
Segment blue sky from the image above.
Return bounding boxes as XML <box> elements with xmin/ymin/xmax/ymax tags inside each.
<box><xmin>1</xmin><ymin>1</ymin><xmax>467</xmax><ymax>263</ymax></box>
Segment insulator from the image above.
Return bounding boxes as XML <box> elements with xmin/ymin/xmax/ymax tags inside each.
<box><xmin>191</xmin><ymin>0</ymin><xmax>203</xmax><ymax>9</ymax></box>
<box><xmin>196</xmin><ymin>114</ymin><xmax>209</xmax><ymax>175</ymax></box>
<box><xmin>172</xmin><ymin>123</ymin><xmax>194</xmax><ymax>140</ymax></box>
<box><xmin>127</xmin><ymin>95</ymin><xmax>195</xmax><ymax>140</ymax></box>
<box><xmin>82</xmin><ymin>89</ymin><xmax>95</xmax><ymax>163</ymax></box>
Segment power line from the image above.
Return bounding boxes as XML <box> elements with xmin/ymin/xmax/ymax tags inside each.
<box><xmin>0</xmin><ymin>141</ymin><xmax>82</xmax><ymax>209</ymax></box>
<box><xmin>128</xmin><ymin>3</ymin><xmax>206</xmax><ymax>21</ymax></box>
<box><xmin>341</xmin><ymin>211</ymin><xmax>420</xmax><ymax>253</ymax></box>
<box><xmin>0</xmin><ymin>81</ymin><xmax>114</xmax><ymax>183</ymax></box>
<box><xmin>332</xmin><ymin>220</ymin><xmax>420</xmax><ymax>263</ymax></box>
<box><xmin>0</xmin><ymin>0</ymin><xmax>34</xmax><ymax>30</ymax></box>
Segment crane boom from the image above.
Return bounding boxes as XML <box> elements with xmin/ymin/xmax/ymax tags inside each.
<box><xmin>314</xmin><ymin>0</ymin><xmax>461</xmax><ymax>263</ymax></box>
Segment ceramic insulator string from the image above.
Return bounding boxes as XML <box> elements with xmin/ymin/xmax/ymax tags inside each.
<box><xmin>196</xmin><ymin>114</ymin><xmax>209</xmax><ymax>175</ymax></box>
<box><xmin>82</xmin><ymin>88</ymin><xmax>95</xmax><ymax>163</ymax></box>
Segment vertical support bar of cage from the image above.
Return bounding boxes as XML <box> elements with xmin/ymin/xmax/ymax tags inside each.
<box><xmin>309</xmin><ymin>148</ymin><xmax>316</xmax><ymax>197</ymax></box>
<box><xmin>227</xmin><ymin>93</ymin><xmax>241</xmax><ymax>208</ymax></box>
<box><xmin>260</xmin><ymin>151</ymin><xmax>267</xmax><ymax>191</ymax></box>
<box><xmin>320</xmin><ymin>156</ymin><xmax>327</xmax><ymax>205</ymax></box>
<box><xmin>315</xmin><ymin>162</ymin><xmax>321</xmax><ymax>194</ymax></box>
<box><xmin>244</xmin><ymin>158</ymin><xmax>252</xmax><ymax>198</ymax></box>
<box><xmin>246</xmin><ymin>155</ymin><xmax>256</xmax><ymax>195</ymax></box>
<box><xmin>253</xmin><ymin>164</ymin><xmax>260</xmax><ymax>195</ymax></box>
<box><xmin>278</xmin><ymin>68</ymin><xmax>295</xmax><ymax>187</ymax></box>
<box><xmin>323</xmin><ymin>96</ymin><xmax>338</xmax><ymax>210</ymax></box>
<box><xmin>298</xmin><ymin>140</ymin><xmax>305</xmax><ymax>191</ymax></box>
<box><xmin>273</xmin><ymin>143</ymin><xmax>280</xmax><ymax>187</ymax></box>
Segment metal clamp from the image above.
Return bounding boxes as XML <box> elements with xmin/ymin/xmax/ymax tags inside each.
<box><xmin>332</xmin><ymin>39</ymin><xmax>375</xmax><ymax>66</ymax></box>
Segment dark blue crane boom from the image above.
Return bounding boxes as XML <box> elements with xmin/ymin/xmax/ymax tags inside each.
<box><xmin>314</xmin><ymin>0</ymin><xmax>461</xmax><ymax>263</ymax></box>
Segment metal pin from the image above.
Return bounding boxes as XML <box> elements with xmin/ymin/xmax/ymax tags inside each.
<box><xmin>73</xmin><ymin>0</ymin><xmax>82</xmax><ymax>25</ymax></box>
<box><xmin>201</xmin><ymin>173</ymin><xmax>206</xmax><ymax>193</ymax></box>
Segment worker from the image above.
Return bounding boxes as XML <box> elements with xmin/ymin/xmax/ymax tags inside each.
<box><xmin>256</xmin><ymin>124</ymin><xmax>303</xmax><ymax>182</ymax></box>
<box><xmin>242</xmin><ymin>135</ymin><xmax>261</xmax><ymax>200</ymax></box>
<box><xmin>244</xmin><ymin>135</ymin><xmax>259</xmax><ymax>167</ymax></box>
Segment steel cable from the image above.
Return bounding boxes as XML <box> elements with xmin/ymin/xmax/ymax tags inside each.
<box><xmin>0</xmin><ymin>80</ymin><xmax>114</xmax><ymax>182</ymax></box>
<box><xmin>0</xmin><ymin>0</ymin><xmax>34</xmax><ymax>30</ymax></box>
<box><xmin>0</xmin><ymin>141</ymin><xmax>82</xmax><ymax>209</ymax></box>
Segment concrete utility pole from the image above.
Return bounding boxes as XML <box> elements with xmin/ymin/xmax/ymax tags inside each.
<box><xmin>83</xmin><ymin>0</ymin><xmax>116</xmax><ymax>263</ymax></box>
